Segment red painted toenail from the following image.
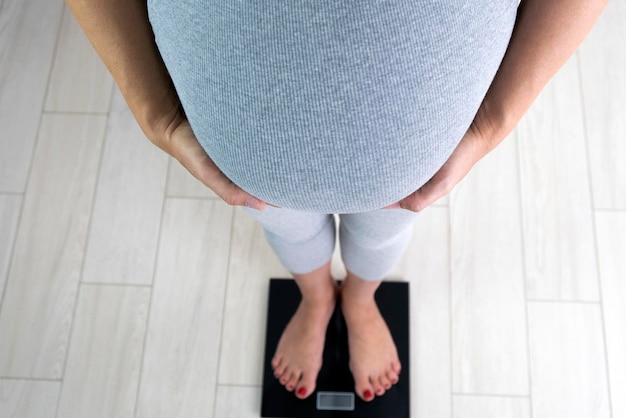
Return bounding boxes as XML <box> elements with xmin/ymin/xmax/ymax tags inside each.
<box><xmin>297</xmin><ymin>387</ymin><xmax>307</xmax><ymax>397</ymax></box>
<box><xmin>364</xmin><ymin>390</ymin><xmax>373</xmax><ymax>400</ymax></box>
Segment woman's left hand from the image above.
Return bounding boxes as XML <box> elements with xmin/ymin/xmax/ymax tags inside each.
<box><xmin>384</xmin><ymin>123</ymin><xmax>494</xmax><ymax>212</ymax></box>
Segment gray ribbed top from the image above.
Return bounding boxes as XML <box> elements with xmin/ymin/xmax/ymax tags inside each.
<box><xmin>148</xmin><ymin>0</ymin><xmax>517</xmax><ymax>213</ymax></box>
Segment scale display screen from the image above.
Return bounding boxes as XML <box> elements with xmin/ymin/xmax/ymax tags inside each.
<box><xmin>316</xmin><ymin>392</ymin><xmax>355</xmax><ymax>411</ymax></box>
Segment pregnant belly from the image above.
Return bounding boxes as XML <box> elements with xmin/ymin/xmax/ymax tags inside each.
<box><xmin>148</xmin><ymin>0</ymin><xmax>517</xmax><ymax>213</ymax></box>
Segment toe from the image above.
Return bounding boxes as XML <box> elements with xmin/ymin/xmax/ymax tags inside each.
<box><xmin>392</xmin><ymin>360</ymin><xmax>402</xmax><ymax>375</ymax></box>
<box><xmin>286</xmin><ymin>370</ymin><xmax>301</xmax><ymax>391</ymax></box>
<box><xmin>295</xmin><ymin>371</ymin><xmax>317</xmax><ymax>399</ymax></box>
<box><xmin>279</xmin><ymin>370</ymin><xmax>293</xmax><ymax>386</ymax></box>
<box><xmin>379</xmin><ymin>374</ymin><xmax>392</xmax><ymax>390</ymax></box>
<box><xmin>353</xmin><ymin>370</ymin><xmax>375</xmax><ymax>402</ymax></box>
<box><xmin>386</xmin><ymin>370</ymin><xmax>399</xmax><ymax>385</ymax></box>
<box><xmin>271</xmin><ymin>354</ymin><xmax>282</xmax><ymax>369</ymax></box>
<box><xmin>370</xmin><ymin>375</ymin><xmax>385</xmax><ymax>396</ymax></box>
<box><xmin>274</xmin><ymin>360</ymin><xmax>288</xmax><ymax>379</ymax></box>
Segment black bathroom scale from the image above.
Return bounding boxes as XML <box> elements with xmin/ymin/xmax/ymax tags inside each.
<box><xmin>261</xmin><ymin>278</ymin><xmax>410</xmax><ymax>418</ymax></box>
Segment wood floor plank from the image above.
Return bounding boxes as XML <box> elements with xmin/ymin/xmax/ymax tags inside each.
<box><xmin>578</xmin><ymin>0</ymin><xmax>626</xmax><ymax>210</ymax></box>
<box><xmin>82</xmin><ymin>88</ymin><xmax>168</xmax><ymax>285</ymax></box>
<box><xmin>0</xmin><ymin>0</ymin><xmax>64</xmax><ymax>192</ymax></box>
<box><xmin>0</xmin><ymin>379</ymin><xmax>60</xmax><ymax>418</ymax></box>
<box><xmin>214</xmin><ymin>386</ymin><xmax>262</xmax><ymax>418</ymax></box>
<box><xmin>517</xmin><ymin>56</ymin><xmax>599</xmax><ymax>301</ymax></box>
<box><xmin>0</xmin><ymin>114</ymin><xmax>106</xmax><ymax>378</ymax></box>
<box><xmin>596</xmin><ymin>211</ymin><xmax>626</xmax><ymax>418</ymax></box>
<box><xmin>392</xmin><ymin>206</ymin><xmax>451</xmax><ymax>418</ymax></box>
<box><xmin>449</xmin><ymin>135</ymin><xmax>529</xmax><ymax>395</ymax></box>
<box><xmin>435</xmin><ymin>195</ymin><xmax>449</xmax><ymax>207</ymax></box>
<box><xmin>135</xmin><ymin>199</ymin><xmax>233</xmax><ymax>418</ymax></box>
<box><xmin>0</xmin><ymin>194</ymin><xmax>21</xmax><ymax>303</ymax></box>
<box><xmin>218</xmin><ymin>207</ymin><xmax>291</xmax><ymax>386</ymax></box>
<box><xmin>452</xmin><ymin>395</ymin><xmax>531</xmax><ymax>418</ymax></box>
<box><xmin>166</xmin><ymin>158</ymin><xmax>218</xmax><ymax>199</ymax></box>
<box><xmin>528</xmin><ymin>302</ymin><xmax>610</xmax><ymax>418</ymax></box>
<box><xmin>56</xmin><ymin>285</ymin><xmax>150</xmax><ymax>418</ymax></box>
<box><xmin>44</xmin><ymin>5</ymin><xmax>113</xmax><ymax>113</ymax></box>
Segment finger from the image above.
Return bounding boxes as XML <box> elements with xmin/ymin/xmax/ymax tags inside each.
<box><xmin>189</xmin><ymin>160</ymin><xmax>269</xmax><ymax>209</ymax></box>
<box><xmin>166</xmin><ymin>120</ymin><xmax>279</xmax><ymax>210</ymax></box>
<box><xmin>193</xmin><ymin>161</ymin><xmax>278</xmax><ymax>210</ymax></box>
<box><xmin>398</xmin><ymin>184</ymin><xmax>444</xmax><ymax>213</ymax></box>
<box><xmin>221</xmin><ymin>180</ymin><xmax>269</xmax><ymax>211</ymax></box>
<box><xmin>196</xmin><ymin>164</ymin><xmax>276</xmax><ymax>210</ymax></box>
<box><xmin>175</xmin><ymin>142</ymin><xmax>269</xmax><ymax>209</ymax></box>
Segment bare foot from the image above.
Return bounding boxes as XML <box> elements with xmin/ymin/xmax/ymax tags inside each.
<box><xmin>271</xmin><ymin>284</ymin><xmax>338</xmax><ymax>399</ymax></box>
<box><xmin>341</xmin><ymin>294</ymin><xmax>401</xmax><ymax>402</ymax></box>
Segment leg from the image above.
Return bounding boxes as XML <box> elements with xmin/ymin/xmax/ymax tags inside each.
<box><xmin>338</xmin><ymin>208</ymin><xmax>418</xmax><ymax>401</ymax></box>
<box><xmin>242</xmin><ymin>206</ymin><xmax>338</xmax><ymax>399</ymax></box>
<box><xmin>272</xmin><ymin>259</ymin><xmax>339</xmax><ymax>399</ymax></box>
<box><xmin>243</xmin><ymin>206</ymin><xmax>336</xmax><ymax>275</ymax></box>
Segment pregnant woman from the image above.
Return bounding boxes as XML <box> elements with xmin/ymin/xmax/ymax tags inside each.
<box><xmin>68</xmin><ymin>0</ymin><xmax>606</xmax><ymax>403</ymax></box>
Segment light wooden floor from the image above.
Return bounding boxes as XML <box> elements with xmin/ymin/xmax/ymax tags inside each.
<box><xmin>1</xmin><ymin>1</ymin><xmax>625</xmax><ymax>417</ymax></box>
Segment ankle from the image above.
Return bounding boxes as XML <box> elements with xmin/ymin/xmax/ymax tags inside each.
<box><xmin>341</xmin><ymin>290</ymin><xmax>376</xmax><ymax>313</ymax></box>
<box><xmin>292</xmin><ymin>260</ymin><xmax>339</xmax><ymax>304</ymax></box>
<box><xmin>341</xmin><ymin>273</ymin><xmax>379</xmax><ymax>305</ymax></box>
<box><xmin>301</xmin><ymin>287</ymin><xmax>337</xmax><ymax>306</ymax></box>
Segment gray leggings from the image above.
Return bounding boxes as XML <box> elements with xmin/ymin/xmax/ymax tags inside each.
<box><xmin>243</xmin><ymin>206</ymin><xmax>419</xmax><ymax>281</ymax></box>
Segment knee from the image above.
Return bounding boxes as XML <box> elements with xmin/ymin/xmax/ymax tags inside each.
<box><xmin>264</xmin><ymin>216</ymin><xmax>335</xmax><ymax>245</ymax></box>
<box><xmin>340</xmin><ymin>221</ymin><xmax>413</xmax><ymax>251</ymax></box>
<box><xmin>243</xmin><ymin>207</ymin><xmax>336</xmax><ymax>245</ymax></box>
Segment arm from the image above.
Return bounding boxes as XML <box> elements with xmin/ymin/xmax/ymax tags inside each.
<box><xmin>475</xmin><ymin>0</ymin><xmax>609</xmax><ymax>152</ymax></box>
<box><xmin>393</xmin><ymin>0</ymin><xmax>608</xmax><ymax>212</ymax></box>
<box><xmin>65</xmin><ymin>0</ymin><xmax>180</xmax><ymax>142</ymax></box>
<box><xmin>65</xmin><ymin>0</ymin><xmax>269</xmax><ymax>210</ymax></box>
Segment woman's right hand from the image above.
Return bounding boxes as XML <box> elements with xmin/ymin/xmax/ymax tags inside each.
<box><xmin>153</xmin><ymin>113</ymin><xmax>271</xmax><ymax>211</ymax></box>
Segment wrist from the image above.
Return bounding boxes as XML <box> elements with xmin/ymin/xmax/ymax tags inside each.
<box><xmin>470</xmin><ymin>99</ymin><xmax>516</xmax><ymax>154</ymax></box>
<box><xmin>142</xmin><ymin>92</ymin><xmax>186</xmax><ymax>149</ymax></box>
